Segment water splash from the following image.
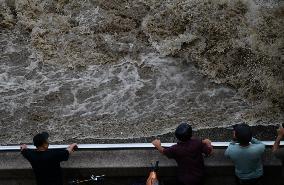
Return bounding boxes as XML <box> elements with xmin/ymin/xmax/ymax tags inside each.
<box><xmin>0</xmin><ymin>0</ymin><xmax>283</xmax><ymax>144</ymax></box>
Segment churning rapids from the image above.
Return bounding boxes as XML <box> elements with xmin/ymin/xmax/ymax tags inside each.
<box><xmin>0</xmin><ymin>0</ymin><xmax>283</xmax><ymax>144</ymax></box>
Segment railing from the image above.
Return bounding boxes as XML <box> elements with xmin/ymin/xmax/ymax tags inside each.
<box><xmin>0</xmin><ymin>141</ymin><xmax>283</xmax><ymax>151</ymax></box>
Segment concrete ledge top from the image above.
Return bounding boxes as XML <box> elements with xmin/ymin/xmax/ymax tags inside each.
<box><xmin>1</xmin><ymin>141</ymin><xmax>283</xmax><ymax>151</ymax></box>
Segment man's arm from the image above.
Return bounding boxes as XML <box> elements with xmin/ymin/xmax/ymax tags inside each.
<box><xmin>273</xmin><ymin>128</ymin><xmax>284</xmax><ymax>153</ymax></box>
<box><xmin>20</xmin><ymin>144</ymin><xmax>30</xmax><ymax>159</ymax></box>
<box><xmin>152</xmin><ymin>139</ymin><xmax>176</xmax><ymax>159</ymax></box>
<box><xmin>273</xmin><ymin>136</ymin><xmax>282</xmax><ymax>153</ymax></box>
<box><xmin>251</xmin><ymin>138</ymin><xmax>265</xmax><ymax>154</ymax></box>
<box><xmin>225</xmin><ymin>131</ymin><xmax>237</xmax><ymax>157</ymax></box>
<box><xmin>224</xmin><ymin>145</ymin><xmax>231</xmax><ymax>157</ymax></box>
<box><xmin>251</xmin><ymin>138</ymin><xmax>264</xmax><ymax>145</ymax></box>
<box><xmin>202</xmin><ymin>139</ymin><xmax>213</xmax><ymax>156</ymax></box>
<box><xmin>224</xmin><ymin>140</ymin><xmax>237</xmax><ymax>157</ymax></box>
<box><xmin>56</xmin><ymin>143</ymin><xmax>78</xmax><ymax>162</ymax></box>
<box><xmin>152</xmin><ymin>139</ymin><xmax>164</xmax><ymax>154</ymax></box>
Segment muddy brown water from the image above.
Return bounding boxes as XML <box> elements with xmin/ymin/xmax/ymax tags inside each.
<box><xmin>0</xmin><ymin>0</ymin><xmax>283</xmax><ymax>145</ymax></box>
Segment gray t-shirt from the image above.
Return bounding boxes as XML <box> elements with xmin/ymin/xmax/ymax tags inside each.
<box><xmin>225</xmin><ymin>138</ymin><xmax>265</xmax><ymax>180</ymax></box>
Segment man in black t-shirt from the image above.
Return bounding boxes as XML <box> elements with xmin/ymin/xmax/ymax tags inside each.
<box><xmin>152</xmin><ymin>123</ymin><xmax>213</xmax><ymax>185</ymax></box>
<box><xmin>20</xmin><ymin>132</ymin><xmax>77</xmax><ymax>185</ymax></box>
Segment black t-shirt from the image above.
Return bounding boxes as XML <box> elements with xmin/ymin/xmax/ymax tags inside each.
<box><xmin>21</xmin><ymin>149</ymin><xmax>69</xmax><ymax>185</ymax></box>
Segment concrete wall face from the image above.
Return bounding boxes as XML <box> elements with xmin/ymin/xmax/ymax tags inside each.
<box><xmin>0</xmin><ymin>148</ymin><xmax>283</xmax><ymax>185</ymax></box>
<box><xmin>0</xmin><ymin>168</ymin><xmax>283</xmax><ymax>185</ymax></box>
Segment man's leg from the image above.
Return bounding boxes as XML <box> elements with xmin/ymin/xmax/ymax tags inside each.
<box><xmin>238</xmin><ymin>176</ymin><xmax>263</xmax><ymax>185</ymax></box>
<box><xmin>235</xmin><ymin>176</ymin><xmax>241</xmax><ymax>185</ymax></box>
<box><xmin>253</xmin><ymin>176</ymin><xmax>263</xmax><ymax>185</ymax></box>
<box><xmin>176</xmin><ymin>180</ymin><xmax>186</xmax><ymax>185</ymax></box>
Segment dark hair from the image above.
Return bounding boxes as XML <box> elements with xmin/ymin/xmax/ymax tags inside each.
<box><xmin>33</xmin><ymin>132</ymin><xmax>49</xmax><ymax>147</ymax></box>
<box><xmin>175</xmin><ymin>123</ymin><xmax>192</xmax><ymax>142</ymax></box>
<box><xmin>234</xmin><ymin>123</ymin><xmax>252</xmax><ymax>145</ymax></box>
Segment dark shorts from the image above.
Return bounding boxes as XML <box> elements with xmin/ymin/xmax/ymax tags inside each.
<box><xmin>235</xmin><ymin>176</ymin><xmax>263</xmax><ymax>185</ymax></box>
<box><xmin>177</xmin><ymin>179</ymin><xmax>204</xmax><ymax>185</ymax></box>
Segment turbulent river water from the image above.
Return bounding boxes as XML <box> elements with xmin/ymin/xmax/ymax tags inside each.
<box><xmin>0</xmin><ymin>0</ymin><xmax>283</xmax><ymax>144</ymax></box>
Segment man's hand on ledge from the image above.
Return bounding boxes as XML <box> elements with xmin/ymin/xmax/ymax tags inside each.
<box><xmin>20</xmin><ymin>144</ymin><xmax>27</xmax><ymax>151</ymax></box>
<box><xmin>67</xmin><ymin>143</ymin><xmax>78</xmax><ymax>154</ymax></box>
<box><xmin>202</xmin><ymin>139</ymin><xmax>213</xmax><ymax>156</ymax></box>
<box><xmin>202</xmin><ymin>139</ymin><xmax>212</xmax><ymax>146</ymax></box>
<box><xmin>152</xmin><ymin>139</ymin><xmax>161</xmax><ymax>148</ymax></box>
<box><xmin>152</xmin><ymin>139</ymin><xmax>165</xmax><ymax>154</ymax></box>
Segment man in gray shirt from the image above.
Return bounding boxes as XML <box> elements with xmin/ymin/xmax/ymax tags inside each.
<box><xmin>225</xmin><ymin>123</ymin><xmax>265</xmax><ymax>185</ymax></box>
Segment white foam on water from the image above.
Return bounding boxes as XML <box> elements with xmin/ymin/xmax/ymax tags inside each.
<box><xmin>0</xmin><ymin>48</ymin><xmax>252</xmax><ymax>140</ymax></box>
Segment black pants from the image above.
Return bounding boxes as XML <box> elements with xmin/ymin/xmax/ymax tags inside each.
<box><xmin>177</xmin><ymin>180</ymin><xmax>204</xmax><ymax>185</ymax></box>
<box><xmin>235</xmin><ymin>176</ymin><xmax>263</xmax><ymax>185</ymax></box>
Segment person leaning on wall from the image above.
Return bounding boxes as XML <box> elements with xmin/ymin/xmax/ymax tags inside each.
<box><xmin>20</xmin><ymin>132</ymin><xmax>77</xmax><ymax>185</ymax></box>
<box><xmin>225</xmin><ymin>123</ymin><xmax>265</xmax><ymax>185</ymax></box>
<box><xmin>152</xmin><ymin>122</ymin><xmax>213</xmax><ymax>185</ymax></box>
<box><xmin>272</xmin><ymin>124</ymin><xmax>284</xmax><ymax>178</ymax></box>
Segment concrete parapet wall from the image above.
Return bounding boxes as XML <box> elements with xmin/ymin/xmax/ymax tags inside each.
<box><xmin>0</xmin><ymin>148</ymin><xmax>282</xmax><ymax>185</ymax></box>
